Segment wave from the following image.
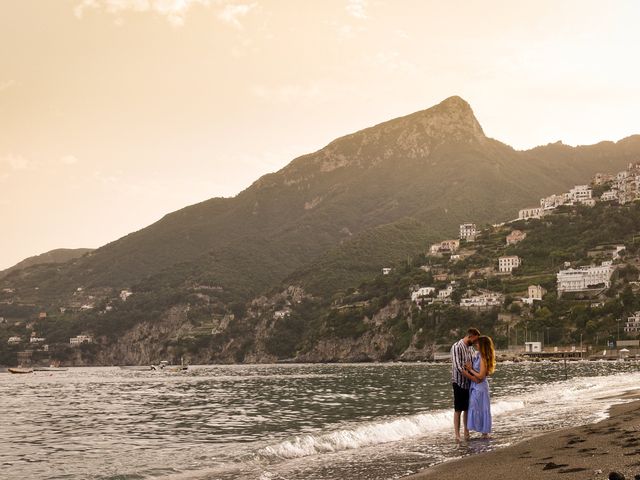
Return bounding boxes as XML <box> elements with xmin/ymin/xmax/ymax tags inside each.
<box><xmin>259</xmin><ymin>399</ymin><xmax>525</xmax><ymax>460</ymax></box>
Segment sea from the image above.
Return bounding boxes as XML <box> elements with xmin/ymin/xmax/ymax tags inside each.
<box><xmin>1</xmin><ymin>361</ymin><xmax>640</xmax><ymax>480</ymax></box>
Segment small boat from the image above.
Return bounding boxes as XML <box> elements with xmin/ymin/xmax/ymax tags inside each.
<box><xmin>33</xmin><ymin>367</ymin><xmax>68</xmax><ymax>372</ymax></box>
<box><xmin>150</xmin><ymin>360</ymin><xmax>188</xmax><ymax>372</ymax></box>
<box><xmin>8</xmin><ymin>367</ymin><xmax>34</xmax><ymax>374</ymax></box>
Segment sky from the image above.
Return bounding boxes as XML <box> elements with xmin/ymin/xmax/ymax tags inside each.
<box><xmin>1</xmin><ymin>0</ymin><xmax>639</xmax><ymax>270</ymax></box>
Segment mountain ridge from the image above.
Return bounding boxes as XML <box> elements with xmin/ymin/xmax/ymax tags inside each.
<box><xmin>2</xmin><ymin>97</ymin><xmax>639</xmax><ymax>306</ymax></box>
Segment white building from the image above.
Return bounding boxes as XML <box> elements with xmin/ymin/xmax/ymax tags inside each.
<box><xmin>523</xmin><ymin>285</ymin><xmax>546</xmax><ymax>304</ymax></box>
<box><xmin>70</xmin><ymin>335</ymin><xmax>93</xmax><ymax>346</ymax></box>
<box><xmin>525</xmin><ymin>342</ymin><xmax>542</xmax><ymax>353</ymax></box>
<box><xmin>273</xmin><ymin>309</ymin><xmax>291</xmax><ymax>319</ymax></box>
<box><xmin>120</xmin><ymin>290</ymin><xmax>133</xmax><ymax>301</ymax></box>
<box><xmin>540</xmin><ymin>194</ymin><xmax>566</xmax><ymax>210</ymax></box>
<box><xmin>459</xmin><ymin>223</ymin><xmax>477</xmax><ymax>241</ymax></box>
<box><xmin>7</xmin><ymin>336</ymin><xmax>21</xmax><ymax>345</ymax></box>
<box><xmin>600</xmin><ymin>190</ymin><xmax>619</xmax><ymax>202</ymax></box>
<box><xmin>528</xmin><ymin>284</ymin><xmax>546</xmax><ymax>300</ymax></box>
<box><xmin>518</xmin><ymin>207</ymin><xmax>543</xmax><ymax>220</ymax></box>
<box><xmin>556</xmin><ymin>262</ymin><xmax>614</xmax><ymax>293</ymax></box>
<box><xmin>566</xmin><ymin>185</ymin><xmax>593</xmax><ymax>204</ymax></box>
<box><xmin>437</xmin><ymin>284</ymin><xmax>455</xmax><ymax>299</ymax></box>
<box><xmin>382</xmin><ymin>267</ymin><xmax>392</xmax><ymax>275</ymax></box>
<box><xmin>460</xmin><ymin>293</ymin><xmax>504</xmax><ymax>308</ymax></box>
<box><xmin>625</xmin><ymin>312</ymin><xmax>640</xmax><ymax>333</ymax></box>
<box><xmin>30</xmin><ymin>335</ymin><xmax>45</xmax><ymax>343</ymax></box>
<box><xmin>498</xmin><ymin>256</ymin><xmax>521</xmax><ymax>273</ymax></box>
<box><xmin>411</xmin><ymin>287</ymin><xmax>436</xmax><ymax>302</ymax></box>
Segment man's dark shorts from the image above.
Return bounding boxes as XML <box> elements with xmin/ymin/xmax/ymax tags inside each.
<box><xmin>452</xmin><ymin>382</ymin><xmax>470</xmax><ymax>412</ymax></box>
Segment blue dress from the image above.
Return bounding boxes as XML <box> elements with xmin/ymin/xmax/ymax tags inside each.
<box><xmin>467</xmin><ymin>355</ymin><xmax>492</xmax><ymax>434</ymax></box>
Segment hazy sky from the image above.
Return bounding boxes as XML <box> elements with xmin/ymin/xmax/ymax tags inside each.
<box><xmin>1</xmin><ymin>0</ymin><xmax>639</xmax><ymax>270</ymax></box>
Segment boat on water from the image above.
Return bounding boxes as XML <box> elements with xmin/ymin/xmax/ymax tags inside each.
<box><xmin>150</xmin><ymin>360</ymin><xmax>188</xmax><ymax>372</ymax></box>
<box><xmin>8</xmin><ymin>368</ymin><xmax>34</xmax><ymax>374</ymax></box>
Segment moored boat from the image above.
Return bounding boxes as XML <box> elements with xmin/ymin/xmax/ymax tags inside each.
<box><xmin>8</xmin><ymin>367</ymin><xmax>34</xmax><ymax>374</ymax></box>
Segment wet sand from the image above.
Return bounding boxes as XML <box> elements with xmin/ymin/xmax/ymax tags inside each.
<box><xmin>407</xmin><ymin>392</ymin><xmax>640</xmax><ymax>480</ymax></box>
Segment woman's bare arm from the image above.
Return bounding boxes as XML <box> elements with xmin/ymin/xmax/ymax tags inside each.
<box><xmin>475</xmin><ymin>357</ymin><xmax>487</xmax><ymax>381</ymax></box>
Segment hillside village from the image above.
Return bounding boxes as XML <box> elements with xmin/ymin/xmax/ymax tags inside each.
<box><xmin>3</xmin><ymin>162</ymin><xmax>640</xmax><ymax>365</ymax></box>
<box><xmin>383</xmin><ymin>162</ymin><xmax>640</xmax><ymax>357</ymax></box>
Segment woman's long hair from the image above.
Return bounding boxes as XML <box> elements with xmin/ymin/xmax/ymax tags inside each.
<box><xmin>477</xmin><ymin>335</ymin><xmax>496</xmax><ymax>375</ymax></box>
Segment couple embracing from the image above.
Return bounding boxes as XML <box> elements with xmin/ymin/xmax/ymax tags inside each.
<box><xmin>450</xmin><ymin>327</ymin><xmax>496</xmax><ymax>442</ymax></box>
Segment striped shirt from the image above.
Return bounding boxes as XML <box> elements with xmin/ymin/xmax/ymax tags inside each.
<box><xmin>451</xmin><ymin>339</ymin><xmax>475</xmax><ymax>388</ymax></box>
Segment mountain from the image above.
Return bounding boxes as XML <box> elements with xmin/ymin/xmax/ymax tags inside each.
<box><xmin>4</xmin><ymin>96</ymin><xmax>639</xmax><ymax>303</ymax></box>
<box><xmin>0</xmin><ymin>248</ymin><xmax>93</xmax><ymax>279</ymax></box>
<box><xmin>2</xmin><ymin>96</ymin><xmax>640</xmax><ymax>366</ymax></box>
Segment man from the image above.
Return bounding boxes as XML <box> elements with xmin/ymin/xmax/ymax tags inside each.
<box><xmin>450</xmin><ymin>327</ymin><xmax>481</xmax><ymax>442</ymax></box>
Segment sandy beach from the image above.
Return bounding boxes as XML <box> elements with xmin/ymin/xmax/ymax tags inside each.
<box><xmin>407</xmin><ymin>392</ymin><xmax>640</xmax><ymax>480</ymax></box>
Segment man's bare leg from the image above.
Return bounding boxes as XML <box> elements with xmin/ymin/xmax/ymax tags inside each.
<box><xmin>463</xmin><ymin>410</ymin><xmax>470</xmax><ymax>440</ymax></box>
<box><xmin>454</xmin><ymin>410</ymin><xmax>461</xmax><ymax>442</ymax></box>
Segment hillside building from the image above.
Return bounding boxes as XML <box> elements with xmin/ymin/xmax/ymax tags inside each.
<box><xmin>70</xmin><ymin>335</ymin><xmax>93</xmax><ymax>346</ymax></box>
<box><xmin>600</xmin><ymin>190</ymin><xmax>618</xmax><ymax>202</ymax></box>
<box><xmin>273</xmin><ymin>309</ymin><xmax>291</xmax><ymax>319</ymax></box>
<box><xmin>540</xmin><ymin>194</ymin><xmax>566</xmax><ymax>211</ymax></box>
<box><xmin>498</xmin><ymin>256</ymin><xmax>521</xmax><ymax>273</ymax></box>
<box><xmin>30</xmin><ymin>333</ymin><xmax>45</xmax><ymax>343</ymax></box>
<box><xmin>120</xmin><ymin>290</ymin><xmax>133</xmax><ymax>301</ymax></box>
<box><xmin>460</xmin><ymin>292</ymin><xmax>503</xmax><ymax>308</ymax></box>
<box><xmin>429</xmin><ymin>239</ymin><xmax>460</xmax><ymax>255</ymax></box>
<box><xmin>506</xmin><ymin>230</ymin><xmax>527</xmax><ymax>245</ymax></box>
<box><xmin>556</xmin><ymin>262</ymin><xmax>614</xmax><ymax>293</ymax></box>
<box><xmin>7</xmin><ymin>336</ymin><xmax>21</xmax><ymax>345</ymax></box>
<box><xmin>518</xmin><ymin>207</ymin><xmax>543</xmax><ymax>220</ymax></box>
<box><xmin>565</xmin><ymin>185</ymin><xmax>593</xmax><ymax>204</ymax></box>
<box><xmin>437</xmin><ymin>284</ymin><xmax>455</xmax><ymax>299</ymax></box>
<box><xmin>592</xmin><ymin>172</ymin><xmax>614</xmax><ymax>185</ymax></box>
<box><xmin>625</xmin><ymin>312</ymin><xmax>640</xmax><ymax>333</ymax></box>
<box><xmin>411</xmin><ymin>287</ymin><xmax>436</xmax><ymax>303</ymax></box>
<box><xmin>522</xmin><ymin>285</ymin><xmax>546</xmax><ymax>304</ymax></box>
<box><xmin>382</xmin><ymin>268</ymin><xmax>392</xmax><ymax>275</ymax></box>
<box><xmin>459</xmin><ymin>223</ymin><xmax>477</xmax><ymax>241</ymax></box>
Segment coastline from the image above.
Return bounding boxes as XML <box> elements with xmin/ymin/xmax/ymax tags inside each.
<box><xmin>406</xmin><ymin>391</ymin><xmax>640</xmax><ymax>480</ymax></box>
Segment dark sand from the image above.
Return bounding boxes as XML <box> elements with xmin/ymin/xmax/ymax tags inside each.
<box><xmin>407</xmin><ymin>392</ymin><xmax>640</xmax><ymax>480</ymax></box>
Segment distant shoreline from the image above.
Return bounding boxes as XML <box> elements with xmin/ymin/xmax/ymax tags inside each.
<box><xmin>405</xmin><ymin>391</ymin><xmax>640</xmax><ymax>480</ymax></box>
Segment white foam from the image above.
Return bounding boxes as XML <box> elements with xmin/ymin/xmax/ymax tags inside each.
<box><xmin>259</xmin><ymin>370</ymin><xmax>640</xmax><ymax>462</ymax></box>
<box><xmin>259</xmin><ymin>398</ymin><xmax>525</xmax><ymax>460</ymax></box>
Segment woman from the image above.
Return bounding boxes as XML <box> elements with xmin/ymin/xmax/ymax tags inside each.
<box><xmin>463</xmin><ymin>335</ymin><xmax>496</xmax><ymax>438</ymax></box>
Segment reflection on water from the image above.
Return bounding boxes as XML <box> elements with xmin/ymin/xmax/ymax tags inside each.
<box><xmin>1</xmin><ymin>361</ymin><xmax>639</xmax><ymax>480</ymax></box>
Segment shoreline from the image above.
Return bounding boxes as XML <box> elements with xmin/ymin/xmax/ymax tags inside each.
<box><xmin>406</xmin><ymin>391</ymin><xmax>640</xmax><ymax>480</ymax></box>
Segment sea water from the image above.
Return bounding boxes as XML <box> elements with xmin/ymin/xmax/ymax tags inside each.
<box><xmin>1</xmin><ymin>361</ymin><xmax>639</xmax><ymax>480</ymax></box>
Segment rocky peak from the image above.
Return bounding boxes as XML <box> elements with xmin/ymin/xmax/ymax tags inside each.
<box><xmin>414</xmin><ymin>95</ymin><xmax>485</xmax><ymax>142</ymax></box>
<box><xmin>271</xmin><ymin>96</ymin><xmax>488</xmax><ymax>180</ymax></box>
